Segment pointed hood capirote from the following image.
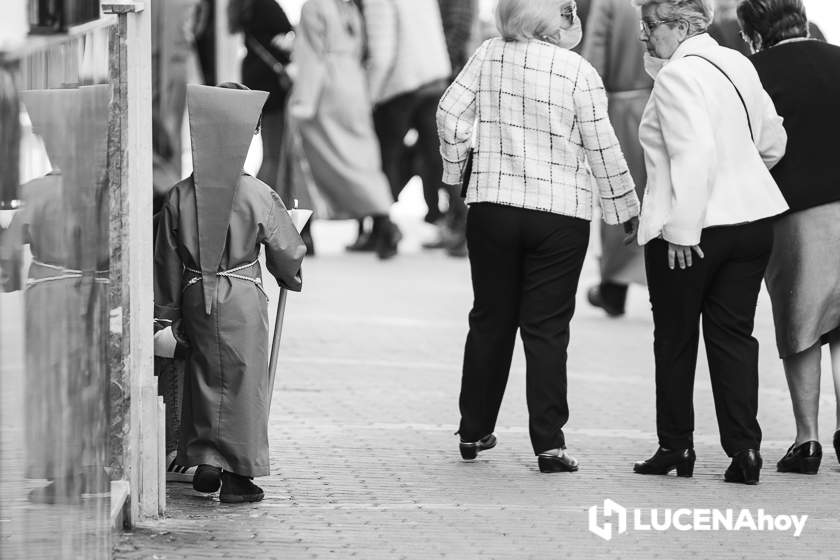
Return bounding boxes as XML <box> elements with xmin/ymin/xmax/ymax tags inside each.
<box><xmin>21</xmin><ymin>85</ymin><xmax>110</xmax><ymax>183</ymax></box>
<box><xmin>186</xmin><ymin>84</ymin><xmax>269</xmax><ymax>315</ymax></box>
<box><xmin>20</xmin><ymin>88</ymin><xmax>78</xmax><ymax>179</ymax></box>
<box><xmin>20</xmin><ymin>85</ymin><xmax>112</xmax><ymax>278</ymax></box>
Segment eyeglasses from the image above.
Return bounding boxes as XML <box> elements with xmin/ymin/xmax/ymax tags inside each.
<box><xmin>639</xmin><ymin>18</ymin><xmax>677</xmax><ymax>35</ymax></box>
<box><xmin>561</xmin><ymin>1</ymin><xmax>577</xmax><ymax>24</ymax></box>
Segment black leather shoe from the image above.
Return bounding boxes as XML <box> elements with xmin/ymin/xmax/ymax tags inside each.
<box><xmin>724</xmin><ymin>449</ymin><xmax>762</xmax><ymax>485</ymax></box>
<box><xmin>193</xmin><ymin>464</ymin><xmax>222</xmax><ymax>493</ymax></box>
<box><xmin>375</xmin><ymin>222</ymin><xmax>402</xmax><ymax>260</ymax></box>
<box><xmin>834</xmin><ymin>430</ymin><xmax>840</xmax><ymax>464</ymax></box>
<box><xmin>538</xmin><ymin>451</ymin><xmax>579</xmax><ymax>473</ymax></box>
<box><xmin>345</xmin><ymin>232</ymin><xmax>376</xmax><ymax>252</ymax></box>
<box><xmin>459</xmin><ymin>434</ymin><xmax>497</xmax><ymax>460</ymax></box>
<box><xmin>587</xmin><ymin>284</ymin><xmax>625</xmax><ymax>317</ymax></box>
<box><xmin>777</xmin><ymin>441</ymin><xmax>822</xmax><ymax>474</ymax></box>
<box><xmin>634</xmin><ymin>447</ymin><xmax>696</xmax><ymax>477</ymax></box>
<box><xmin>219</xmin><ymin>472</ymin><xmax>264</xmax><ymax>504</ymax></box>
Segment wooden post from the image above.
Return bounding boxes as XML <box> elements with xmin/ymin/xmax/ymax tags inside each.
<box><xmin>102</xmin><ymin>0</ymin><xmax>162</xmax><ymax>524</ymax></box>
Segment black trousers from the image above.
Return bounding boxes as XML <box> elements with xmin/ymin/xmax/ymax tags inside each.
<box><xmin>645</xmin><ymin>220</ymin><xmax>773</xmax><ymax>456</ymax></box>
<box><xmin>373</xmin><ymin>89</ymin><xmax>465</xmax><ymax>226</ymax></box>
<box><xmin>458</xmin><ymin>203</ymin><xmax>589</xmax><ymax>454</ymax></box>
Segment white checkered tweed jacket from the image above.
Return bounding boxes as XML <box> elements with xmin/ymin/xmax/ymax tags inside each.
<box><xmin>437</xmin><ymin>37</ymin><xmax>640</xmax><ymax>224</ymax></box>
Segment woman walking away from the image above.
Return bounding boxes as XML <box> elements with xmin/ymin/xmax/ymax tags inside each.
<box><xmin>438</xmin><ymin>0</ymin><xmax>640</xmax><ymax>473</ymax></box>
<box><xmin>632</xmin><ymin>0</ymin><xmax>788</xmax><ymax>485</ymax></box>
<box><xmin>739</xmin><ymin>0</ymin><xmax>840</xmax><ymax>474</ymax></box>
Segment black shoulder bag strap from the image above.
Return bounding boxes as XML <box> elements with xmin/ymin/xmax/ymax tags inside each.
<box><xmin>246</xmin><ymin>35</ymin><xmax>287</xmax><ymax>76</ymax></box>
<box><xmin>684</xmin><ymin>54</ymin><xmax>754</xmax><ymax>142</ymax></box>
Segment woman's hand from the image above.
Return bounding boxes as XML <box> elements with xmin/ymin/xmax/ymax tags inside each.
<box><xmin>622</xmin><ymin>216</ymin><xmax>639</xmax><ymax>246</ymax></box>
<box><xmin>271</xmin><ymin>31</ymin><xmax>296</xmax><ymax>52</ymax></box>
<box><xmin>667</xmin><ymin>242</ymin><xmax>704</xmax><ymax>270</ymax></box>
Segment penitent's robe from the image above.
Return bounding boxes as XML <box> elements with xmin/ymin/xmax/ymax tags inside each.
<box><xmin>0</xmin><ymin>173</ymin><xmax>110</xmax><ymax>482</ymax></box>
<box><xmin>154</xmin><ymin>173</ymin><xmax>305</xmax><ymax>477</ymax></box>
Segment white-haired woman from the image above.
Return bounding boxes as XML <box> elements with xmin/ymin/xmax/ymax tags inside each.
<box><xmin>437</xmin><ymin>0</ymin><xmax>640</xmax><ymax>473</ymax></box>
<box><xmin>630</xmin><ymin>0</ymin><xmax>788</xmax><ymax>485</ymax></box>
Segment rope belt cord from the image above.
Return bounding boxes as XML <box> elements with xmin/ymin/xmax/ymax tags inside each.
<box><xmin>183</xmin><ymin>258</ymin><xmax>268</xmax><ymax>300</ymax></box>
<box><xmin>25</xmin><ymin>259</ymin><xmax>110</xmax><ymax>288</ymax></box>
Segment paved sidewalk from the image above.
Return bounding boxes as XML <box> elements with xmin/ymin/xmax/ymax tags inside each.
<box><xmin>116</xmin><ymin>220</ymin><xmax>840</xmax><ymax>560</ymax></box>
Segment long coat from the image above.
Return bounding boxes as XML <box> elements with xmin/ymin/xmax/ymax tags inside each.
<box><xmin>154</xmin><ymin>173</ymin><xmax>305</xmax><ymax>477</ymax></box>
<box><xmin>582</xmin><ymin>0</ymin><xmax>652</xmax><ymax>285</ymax></box>
<box><xmin>288</xmin><ymin>0</ymin><xmax>393</xmax><ymax>219</ymax></box>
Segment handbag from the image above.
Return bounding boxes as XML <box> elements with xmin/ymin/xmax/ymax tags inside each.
<box><xmin>246</xmin><ymin>36</ymin><xmax>293</xmax><ymax>92</ymax></box>
<box><xmin>459</xmin><ymin>149</ymin><xmax>474</xmax><ymax>199</ymax></box>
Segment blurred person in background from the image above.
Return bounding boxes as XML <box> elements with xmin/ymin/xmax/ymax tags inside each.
<box><xmin>153</xmin><ymin>116</ymin><xmax>180</xmax><ymax>214</ymax></box>
<box><xmin>151</xmin><ymin>115</ymin><xmax>194</xmax><ymax>483</ymax></box>
<box><xmin>363</xmin><ymin>0</ymin><xmax>452</xmax><ymax>248</ymax></box>
<box><xmin>289</xmin><ymin>0</ymin><xmax>400</xmax><ymax>259</ymax></box>
<box><xmin>423</xmin><ymin>0</ymin><xmax>478</xmax><ymax>256</ymax></box>
<box><xmin>439</xmin><ymin>0</ymin><xmax>639</xmax><ymax>473</ymax></box>
<box><xmin>151</xmin><ymin>0</ymin><xmax>199</xmax><ymax>177</ymax></box>
<box><xmin>439</xmin><ymin>0</ymin><xmax>479</xmax><ymax>78</ymax></box>
<box><xmin>708</xmin><ymin>0</ymin><xmax>751</xmax><ymax>54</ymax></box>
<box><xmin>739</xmin><ymin>0</ymin><xmax>840</xmax><ymax>474</ymax></box>
<box><xmin>582</xmin><ymin>0</ymin><xmax>653</xmax><ymax>317</ymax></box>
<box><xmin>193</xmin><ymin>0</ymin><xmax>217</xmax><ymax>85</ymax></box>
<box><xmin>228</xmin><ymin>0</ymin><xmax>295</xmax><ymax>192</ymax></box>
<box><xmin>632</xmin><ymin>0</ymin><xmax>788</xmax><ymax>485</ymax></box>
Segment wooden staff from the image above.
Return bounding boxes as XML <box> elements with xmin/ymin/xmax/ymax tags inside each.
<box><xmin>268</xmin><ymin>208</ymin><xmax>312</xmax><ymax>411</ymax></box>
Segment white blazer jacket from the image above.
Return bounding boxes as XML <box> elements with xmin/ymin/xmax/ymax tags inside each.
<box><xmin>637</xmin><ymin>34</ymin><xmax>789</xmax><ymax>246</ymax></box>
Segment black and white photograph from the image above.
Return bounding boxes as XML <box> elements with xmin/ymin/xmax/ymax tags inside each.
<box><xmin>0</xmin><ymin>0</ymin><xmax>839</xmax><ymax>558</ymax></box>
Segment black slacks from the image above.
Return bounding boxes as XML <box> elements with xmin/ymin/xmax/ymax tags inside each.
<box><xmin>373</xmin><ymin>89</ymin><xmax>465</xmax><ymax>226</ymax></box>
<box><xmin>645</xmin><ymin>220</ymin><xmax>773</xmax><ymax>456</ymax></box>
<box><xmin>458</xmin><ymin>203</ymin><xmax>589</xmax><ymax>454</ymax></box>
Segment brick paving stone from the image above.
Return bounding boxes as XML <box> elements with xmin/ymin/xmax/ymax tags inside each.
<box><xmin>115</xmin><ymin>222</ymin><xmax>840</xmax><ymax>560</ymax></box>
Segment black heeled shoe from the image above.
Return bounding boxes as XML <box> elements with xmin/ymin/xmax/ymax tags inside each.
<box><xmin>634</xmin><ymin>447</ymin><xmax>695</xmax><ymax>477</ymax></box>
<box><xmin>777</xmin><ymin>441</ymin><xmax>822</xmax><ymax>474</ymax></box>
<box><xmin>834</xmin><ymin>430</ymin><xmax>840</xmax><ymax>464</ymax></box>
<box><xmin>724</xmin><ymin>449</ymin><xmax>762</xmax><ymax>485</ymax></box>
<box><xmin>459</xmin><ymin>433</ymin><xmax>497</xmax><ymax>460</ymax></box>
<box><xmin>538</xmin><ymin>450</ymin><xmax>579</xmax><ymax>473</ymax></box>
